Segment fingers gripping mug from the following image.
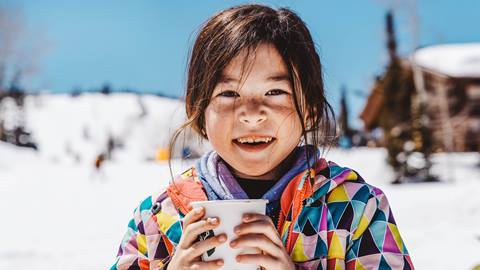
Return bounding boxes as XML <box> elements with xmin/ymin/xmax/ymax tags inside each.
<box><xmin>190</xmin><ymin>199</ymin><xmax>269</xmax><ymax>270</ymax></box>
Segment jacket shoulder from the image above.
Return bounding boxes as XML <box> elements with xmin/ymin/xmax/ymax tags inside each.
<box><xmin>321</xmin><ymin>160</ymin><xmax>382</xmax><ymax>204</ymax></box>
<box><xmin>133</xmin><ymin>167</ymin><xmax>198</xmax><ymax>235</ymax></box>
<box><xmin>334</xmin><ymin>180</ymin><xmax>385</xmax><ymax>205</ymax></box>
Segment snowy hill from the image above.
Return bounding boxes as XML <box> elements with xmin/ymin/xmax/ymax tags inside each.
<box><xmin>22</xmin><ymin>93</ymin><xmax>208</xmax><ymax>163</ymax></box>
<box><xmin>0</xmin><ymin>93</ymin><xmax>479</xmax><ymax>270</ymax></box>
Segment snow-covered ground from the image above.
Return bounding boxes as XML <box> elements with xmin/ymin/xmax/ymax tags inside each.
<box><xmin>1</xmin><ymin>94</ymin><xmax>479</xmax><ymax>269</ymax></box>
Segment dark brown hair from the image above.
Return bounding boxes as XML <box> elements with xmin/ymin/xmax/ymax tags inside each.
<box><xmin>169</xmin><ymin>4</ymin><xmax>336</xmax><ymax>178</ymax></box>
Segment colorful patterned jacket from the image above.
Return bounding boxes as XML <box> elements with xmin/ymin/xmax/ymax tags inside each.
<box><xmin>111</xmin><ymin>160</ymin><xmax>414</xmax><ymax>270</ymax></box>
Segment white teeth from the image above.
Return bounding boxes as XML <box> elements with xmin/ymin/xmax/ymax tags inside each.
<box><xmin>236</xmin><ymin>136</ymin><xmax>273</xmax><ymax>144</ymax></box>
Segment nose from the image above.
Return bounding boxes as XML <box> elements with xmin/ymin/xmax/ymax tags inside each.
<box><xmin>237</xmin><ymin>95</ymin><xmax>267</xmax><ymax>126</ymax></box>
<box><xmin>238</xmin><ymin>108</ymin><xmax>267</xmax><ymax>125</ymax></box>
<box><xmin>239</xmin><ymin>113</ymin><xmax>267</xmax><ymax>125</ymax></box>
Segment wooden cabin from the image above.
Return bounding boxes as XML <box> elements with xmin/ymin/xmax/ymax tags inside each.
<box><xmin>360</xmin><ymin>43</ymin><xmax>480</xmax><ymax>152</ymax></box>
<box><xmin>411</xmin><ymin>43</ymin><xmax>480</xmax><ymax>152</ymax></box>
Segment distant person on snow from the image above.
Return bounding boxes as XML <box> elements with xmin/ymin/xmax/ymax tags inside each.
<box><xmin>94</xmin><ymin>153</ymin><xmax>105</xmax><ymax>172</ymax></box>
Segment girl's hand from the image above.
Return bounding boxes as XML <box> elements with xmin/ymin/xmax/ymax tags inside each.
<box><xmin>229</xmin><ymin>213</ymin><xmax>296</xmax><ymax>270</ymax></box>
<box><xmin>167</xmin><ymin>207</ymin><xmax>227</xmax><ymax>270</ymax></box>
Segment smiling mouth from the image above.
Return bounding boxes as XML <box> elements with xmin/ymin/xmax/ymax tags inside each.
<box><xmin>232</xmin><ymin>136</ymin><xmax>276</xmax><ymax>152</ymax></box>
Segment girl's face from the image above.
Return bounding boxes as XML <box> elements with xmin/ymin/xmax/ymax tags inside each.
<box><xmin>205</xmin><ymin>43</ymin><xmax>303</xmax><ymax>180</ymax></box>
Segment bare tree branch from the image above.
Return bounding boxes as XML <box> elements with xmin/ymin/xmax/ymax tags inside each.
<box><xmin>0</xmin><ymin>4</ymin><xmax>50</xmax><ymax>91</ymax></box>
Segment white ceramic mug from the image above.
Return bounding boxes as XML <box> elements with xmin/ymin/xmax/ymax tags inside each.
<box><xmin>190</xmin><ymin>199</ymin><xmax>269</xmax><ymax>270</ymax></box>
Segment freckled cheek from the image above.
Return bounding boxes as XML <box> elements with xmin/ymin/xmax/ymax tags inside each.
<box><xmin>205</xmin><ymin>108</ymin><xmax>234</xmax><ymax>142</ymax></box>
<box><xmin>208</xmin><ymin>99</ymin><xmax>238</xmax><ymax>114</ymax></box>
<box><xmin>273</xmin><ymin>107</ymin><xmax>303</xmax><ymax>138</ymax></box>
<box><xmin>271</xmin><ymin>105</ymin><xmax>299</xmax><ymax>123</ymax></box>
<box><xmin>266</xmin><ymin>99</ymin><xmax>296</xmax><ymax>114</ymax></box>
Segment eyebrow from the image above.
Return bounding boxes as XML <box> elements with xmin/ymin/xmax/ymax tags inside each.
<box><xmin>219</xmin><ymin>73</ymin><xmax>291</xmax><ymax>83</ymax></box>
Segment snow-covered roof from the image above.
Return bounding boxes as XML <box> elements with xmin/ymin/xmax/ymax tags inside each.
<box><xmin>412</xmin><ymin>43</ymin><xmax>480</xmax><ymax>78</ymax></box>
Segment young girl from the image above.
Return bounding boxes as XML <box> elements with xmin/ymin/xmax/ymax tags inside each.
<box><xmin>112</xmin><ymin>4</ymin><xmax>414</xmax><ymax>270</ymax></box>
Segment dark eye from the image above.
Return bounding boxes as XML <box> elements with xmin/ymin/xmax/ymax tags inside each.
<box><xmin>266</xmin><ymin>89</ymin><xmax>288</xmax><ymax>96</ymax></box>
<box><xmin>217</xmin><ymin>91</ymin><xmax>239</xmax><ymax>98</ymax></box>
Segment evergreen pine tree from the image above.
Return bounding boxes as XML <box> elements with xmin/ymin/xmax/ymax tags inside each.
<box><xmin>378</xmin><ymin>11</ymin><xmax>414</xmax><ymax>182</ymax></box>
<box><xmin>378</xmin><ymin>10</ymin><xmax>437</xmax><ymax>183</ymax></box>
<box><xmin>339</xmin><ymin>86</ymin><xmax>353</xmax><ymax>148</ymax></box>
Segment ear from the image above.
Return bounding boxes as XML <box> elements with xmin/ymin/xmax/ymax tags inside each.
<box><xmin>303</xmin><ymin>107</ymin><xmax>318</xmax><ymax>131</ymax></box>
<box><xmin>198</xmin><ymin>118</ymin><xmax>208</xmax><ymax>139</ymax></box>
<box><xmin>303</xmin><ymin>112</ymin><xmax>310</xmax><ymax>129</ymax></box>
<box><xmin>201</xmin><ymin>128</ymin><xmax>208</xmax><ymax>139</ymax></box>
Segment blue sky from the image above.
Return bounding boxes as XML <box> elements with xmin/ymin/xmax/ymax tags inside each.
<box><xmin>3</xmin><ymin>0</ymin><xmax>480</xmax><ymax>127</ymax></box>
